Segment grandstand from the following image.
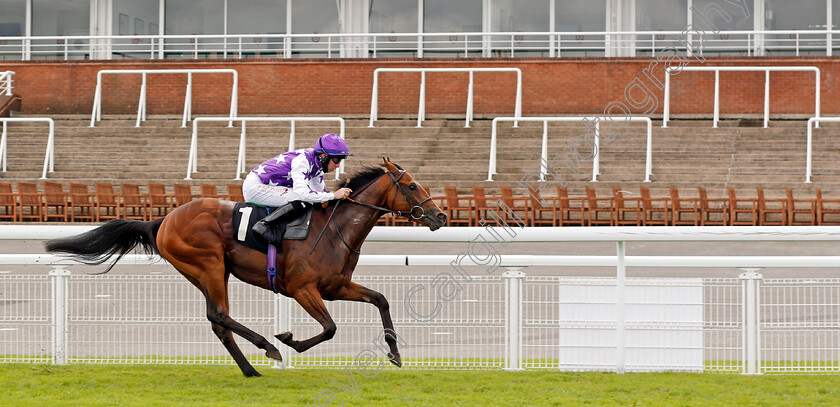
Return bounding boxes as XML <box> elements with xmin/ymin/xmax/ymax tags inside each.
<box><xmin>0</xmin><ymin>1</ymin><xmax>839</xmax><ymax>226</ymax></box>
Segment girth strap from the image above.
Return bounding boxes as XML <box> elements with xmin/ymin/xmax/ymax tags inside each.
<box><xmin>266</xmin><ymin>243</ymin><xmax>279</xmax><ymax>294</ymax></box>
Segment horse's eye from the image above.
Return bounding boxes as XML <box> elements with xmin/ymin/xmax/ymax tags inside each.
<box><xmin>408</xmin><ymin>184</ymin><xmax>417</xmax><ymax>191</ymax></box>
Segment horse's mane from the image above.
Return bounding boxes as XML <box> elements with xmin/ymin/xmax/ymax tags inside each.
<box><xmin>342</xmin><ymin>162</ymin><xmax>403</xmax><ymax>194</ymax></box>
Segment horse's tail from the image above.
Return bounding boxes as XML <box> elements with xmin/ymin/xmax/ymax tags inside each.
<box><xmin>45</xmin><ymin>218</ymin><xmax>164</xmax><ymax>273</ymax></box>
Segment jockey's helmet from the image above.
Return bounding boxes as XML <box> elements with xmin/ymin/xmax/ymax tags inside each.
<box><xmin>314</xmin><ymin>133</ymin><xmax>353</xmax><ymax>157</ymax></box>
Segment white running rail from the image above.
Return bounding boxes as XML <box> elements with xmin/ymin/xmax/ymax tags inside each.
<box><xmin>663</xmin><ymin>66</ymin><xmax>820</xmax><ymax>129</ymax></box>
<box><xmin>0</xmin><ymin>118</ymin><xmax>55</xmax><ymax>179</ymax></box>
<box><xmin>90</xmin><ymin>69</ymin><xmax>238</xmax><ymax>128</ymax></box>
<box><xmin>0</xmin><ymin>71</ymin><xmax>13</xmax><ymax>96</ymax></box>
<box><xmin>6</xmin><ymin>225</ymin><xmax>840</xmax><ymax>374</ymax></box>
<box><xmin>369</xmin><ymin>67</ymin><xmax>522</xmax><ymax>128</ymax></box>
<box><xmin>487</xmin><ymin>117</ymin><xmax>653</xmax><ymax>182</ymax></box>
<box><xmin>188</xmin><ymin>116</ymin><xmax>346</xmax><ymax>181</ymax></box>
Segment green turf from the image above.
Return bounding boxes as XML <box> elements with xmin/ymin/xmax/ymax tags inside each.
<box><xmin>2</xmin><ymin>363</ymin><xmax>840</xmax><ymax>406</ymax></box>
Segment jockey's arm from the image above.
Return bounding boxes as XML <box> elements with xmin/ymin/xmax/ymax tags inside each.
<box><xmin>289</xmin><ymin>154</ymin><xmax>334</xmax><ymax>203</ymax></box>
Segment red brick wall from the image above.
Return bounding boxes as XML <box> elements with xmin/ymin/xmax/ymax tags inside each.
<box><xmin>2</xmin><ymin>57</ymin><xmax>837</xmax><ymax>117</ymax></box>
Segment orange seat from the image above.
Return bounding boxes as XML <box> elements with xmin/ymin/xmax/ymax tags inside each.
<box><xmin>555</xmin><ymin>187</ymin><xmax>586</xmax><ymax>227</ymax></box>
<box><xmin>172</xmin><ymin>183</ymin><xmax>195</xmax><ymax>207</ymax></box>
<box><xmin>727</xmin><ymin>187</ymin><xmax>757</xmax><ymax>226</ymax></box>
<box><xmin>121</xmin><ymin>183</ymin><xmax>147</xmax><ymax>220</ymax></box>
<box><xmin>613</xmin><ymin>186</ymin><xmax>641</xmax><ymax>226</ymax></box>
<box><xmin>200</xmin><ymin>184</ymin><xmax>220</xmax><ymax>198</ymax></box>
<box><xmin>43</xmin><ymin>182</ymin><xmax>69</xmax><ymax>222</ymax></box>
<box><xmin>443</xmin><ymin>186</ymin><xmax>473</xmax><ymax>227</ymax></box>
<box><xmin>585</xmin><ymin>186</ymin><xmax>614</xmax><ymax>226</ymax></box>
<box><xmin>95</xmin><ymin>183</ymin><xmax>121</xmax><ymax>221</ymax></box>
<box><xmin>227</xmin><ymin>183</ymin><xmax>245</xmax><ymax>202</ymax></box>
<box><xmin>815</xmin><ymin>188</ymin><xmax>840</xmax><ymax>225</ymax></box>
<box><xmin>0</xmin><ymin>182</ymin><xmax>17</xmax><ymax>222</ymax></box>
<box><xmin>68</xmin><ymin>183</ymin><xmax>96</xmax><ymax>222</ymax></box>
<box><xmin>17</xmin><ymin>182</ymin><xmax>43</xmax><ymax>222</ymax></box>
<box><xmin>786</xmin><ymin>188</ymin><xmax>816</xmax><ymax>226</ymax></box>
<box><xmin>640</xmin><ymin>187</ymin><xmax>669</xmax><ymax>226</ymax></box>
<box><xmin>147</xmin><ymin>183</ymin><xmax>173</xmax><ymax>219</ymax></box>
<box><xmin>756</xmin><ymin>188</ymin><xmax>786</xmax><ymax>226</ymax></box>
<box><xmin>499</xmin><ymin>186</ymin><xmax>530</xmax><ymax>227</ymax></box>
<box><xmin>670</xmin><ymin>187</ymin><xmax>699</xmax><ymax>226</ymax></box>
<box><xmin>698</xmin><ymin>187</ymin><xmax>727</xmax><ymax>226</ymax></box>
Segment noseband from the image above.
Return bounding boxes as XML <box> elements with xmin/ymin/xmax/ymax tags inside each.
<box><xmin>310</xmin><ymin>169</ymin><xmax>435</xmax><ymax>255</ymax></box>
<box><xmin>347</xmin><ymin>169</ymin><xmax>434</xmax><ymax>223</ymax></box>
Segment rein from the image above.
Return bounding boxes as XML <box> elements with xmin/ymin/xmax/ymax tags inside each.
<box><xmin>308</xmin><ymin>169</ymin><xmax>434</xmax><ymax>255</ymax></box>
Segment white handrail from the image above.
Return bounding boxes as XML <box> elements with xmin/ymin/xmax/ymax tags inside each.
<box><xmin>4</xmin><ymin>30</ymin><xmax>840</xmax><ymax>61</ymax></box>
<box><xmin>0</xmin><ymin>71</ymin><xmax>13</xmax><ymax>96</ymax></box>
<box><xmin>804</xmin><ymin>116</ymin><xmax>840</xmax><ymax>183</ymax></box>
<box><xmin>488</xmin><ymin>117</ymin><xmax>653</xmax><ymax>182</ymax></box>
<box><xmin>663</xmin><ymin>66</ymin><xmax>820</xmax><ymax>129</ymax></box>
<box><xmin>11</xmin><ymin>224</ymin><xmax>840</xmax><ymax>242</ymax></box>
<box><xmin>369</xmin><ymin>67</ymin><xmax>522</xmax><ymax>128</ymax></box>
<box><xmin>188</xmin><ymin>116</ymin><xmax>346</xmax><ymax>181</ymax></box>
<box><xmin>90</xmin><ymin>69</ymin><xmax>238</xmax><ymax>128</ymax></box>
<box><xmin>0</xmin><ymin>117</ymin><xmax>55</xmax><ymax>179</ymax></box>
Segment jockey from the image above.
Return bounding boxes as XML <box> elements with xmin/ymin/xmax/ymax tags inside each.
<box><xmin>243</xmin><ymin>133</ymin><xmax>353</xmax><ymax>245</ymax></box>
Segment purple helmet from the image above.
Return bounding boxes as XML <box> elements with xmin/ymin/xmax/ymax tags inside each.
<box><xmin>314</xmin><ymin>133</ymin><xmax>353</xmax><ymax>156</ymax></box>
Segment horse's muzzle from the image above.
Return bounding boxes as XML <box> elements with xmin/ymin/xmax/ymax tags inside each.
<box><xmin>428</xmin><ymin>211</ymin><xmax>447</xmax><ymax>230</ymax></box>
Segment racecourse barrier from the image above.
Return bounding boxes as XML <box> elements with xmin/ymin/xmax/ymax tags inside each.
<box><xmin>3</xmin><ymin>226</ymin><xmax>840</xmax><ymax>374</ymax></box>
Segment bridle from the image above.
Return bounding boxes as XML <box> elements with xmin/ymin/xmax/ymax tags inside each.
<box><xmin>348</xmin><ymin>169</ymin><xmax>434</xmax><ymax>222</ymax></box>
<box><xmin>309</xmin><ymin>169</ymin><xmax>435</xmax><ymax>255</ymax></box>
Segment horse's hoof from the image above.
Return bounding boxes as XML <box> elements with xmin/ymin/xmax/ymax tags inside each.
<box><xmin>243</xmin><ymin>370</ymin><xmax>263</xmax><ymax>378</ymax></box>
<box><xmin>388</xmin><ymin>352</ymin><xmax>402</xmax><ymax>368</ymax></box>
<box><xmin>276</xmin><ymin>332</ymin><xmax>293</xmax><ymax>344</ymax></box>
<box><xmin>265</xmin><ymin>349</ymin><xmax>283</xmax><ymax>361</ymax></box>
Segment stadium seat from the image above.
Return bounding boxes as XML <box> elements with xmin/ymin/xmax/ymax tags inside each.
<box><xmin>785</xmin><ymin>188</ymin><xmax>816</xmax><ymax>226</ymax></box>
<box><xmin>727</xmin><ymin>187</ymin><xmax>758</xmax><ymax>226</ymax></box>
<box><xmin>698</xmin><ymin>187</ymin><xmax>728</xmax><ymax>226</ymax></box>
<box><xmin>43</xmin><ymin>182</ymin><xmax>69</xmax><ymax>222</ymax></box>
<box><xmin>585</xmin><ymin>186</ymin><xmax>614</xmax><ymax>226</ymax></box>
<box><xmin>815</xmin><ymin>188</ymin><xmax>840</xmax><ymax>225</ymax></box>
<box><xmin>670</xmin><ymin>187</ymin><xmax>699</xmax><ymax>226</ymax></box>
<box><xmin>68</xmin><ymin>183</ymin><xmax>96</xmax><ymax>222</ymax></box>
<box><xmin>147</xmin><ymin>183</ymin><xmax>173</xmax><ymax>219</ymax></box>
<box><xmin>200</xmin><ymin>184</ymin><xmax>221</xmax><ymax>198</ymax></box>
<box><xmin>443</xmin><ymin>186</ymin><xmax>472</xmax><ymax>226</ymax></box>
<box><xmin>94</xmin><ymin>183</ymin><xmax>121</xmax><ymax>221</ymax></box>
<box><xmin>499</xmin><ymin>186</ymin><xmax>530</xmax><ymax>227</ymax></box>
<box><xmin>172</xmin><ymin>183</ymin><xmax>195</xmax><ymax>207</ymax></box>
<box><xmin>525</xmin><ymin>186</ymin><xmax>556</xmax><ymax>227</ymax></box>
<box><xmin>640</xmin><ymin>186</ymin><xmax>669</xmax><ymax>226</ymax></box>
<box><xmin>0</xmin><ymin>183</ymin><xmax>17</xmax><ymax>222</ymax></box>
<box><xmin>16</xmin><ymin>182</ymin><xmax>43</xmax><ymax>222</ymax></box>
<box><xmin>612</xmin><ymin>186</ymin><xmax>641</xmax><ymax>226</ymax></box>
<box><xmin>555</xmin><ymin>186</ymin><xmax>586</xmax><ymax>227</ymax></box>
<box><xmin>756</xmin><ymin>187</ymin><xmax>787</xmax><ymax>226</ymax></box>
<box><xmin>226</xmin><ymin>183</ymin><xmax>244</xmax><ymax>202</ymax></box>
<box><xmin>121</xmin><ymin>183</ymin><xmax>147</xmax><ymax>220</ymax></box>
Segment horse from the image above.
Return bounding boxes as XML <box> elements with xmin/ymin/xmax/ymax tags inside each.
<box><xmin>45</xmin><ymin>158</ymin><xmax>447</xmax><ymax>377</ymax></box>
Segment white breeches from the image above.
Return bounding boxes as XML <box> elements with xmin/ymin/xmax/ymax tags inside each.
<box><xmin>242</xmin><ymin>172</ymin><xmax>302</xmax><ymax>207</ymax></box>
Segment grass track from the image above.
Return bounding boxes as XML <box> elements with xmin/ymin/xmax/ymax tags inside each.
<box><xmin>3</xmin><ymin>364</ymin><xmax>840</xmax><ymax>406</ymax></box>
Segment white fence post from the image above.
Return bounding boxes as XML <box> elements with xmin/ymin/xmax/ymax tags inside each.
<box><xmin>740</xmin><ymin>269</ymin><xmax>763</xmax><ymax>375</ymax></box>
<box><xmin>272</xmin><ymin>294</ymin><xmax>294</xmax><ymax>370</ymax></box>
<box><xmin>503</xmin><ymin>267</ymin><xmax>525</xmax><ymax>371</ymax></box>
<box><xmin>50</xmin><ymin>267</ymin><xmax>70</xmax><ymax>365</ymax></box>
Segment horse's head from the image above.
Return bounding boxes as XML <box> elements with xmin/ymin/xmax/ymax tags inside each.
<box><xmin>379</xmin><ymin>158</ymin><xmax>447</xmax><ymax>230</ymax></box>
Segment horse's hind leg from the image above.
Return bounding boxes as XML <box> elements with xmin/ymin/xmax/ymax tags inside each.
<box><xmin>276</xmin><ymin>285</ymin><xmax>336</xmax><ymax>353</ymax></box>
<box><xmin>211</xmin><ymin>323</ymin><xmax>261</xmax><ymax>377</ymax></box>
<box><xmin>201</xmin><ymin>276</ymin><xmax>284</xmax><ymax>363</ymax></box>
<box><xmin>331</xmin><ymin>281</ymin><xmax>403</xmax><ymax>367</ymax></box>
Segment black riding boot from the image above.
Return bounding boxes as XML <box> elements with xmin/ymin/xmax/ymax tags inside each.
<box><xmin>252</xmin><ymin>201</ymin><xmax>307</xmax><ymax>245</ymax></box>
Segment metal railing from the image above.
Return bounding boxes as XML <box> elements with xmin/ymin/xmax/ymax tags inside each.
<box><xmin>90</xmin><ymin>69</ymin><xmax>238</xmax><ymax>128</ymax></box>
<box><xmin>487</xmin><ymin>117</ymin><xmax>653</xmax><ymax>182</ymax></box>
<box><xmin>0</xmin><ymin>117</ymin><xmax>55</xmax><ymax>179</ymax></box>
<box><xmin>663</xmin><ymin>66</ymin><xmax>821</xmax><ymax>128</ymax></box>
<box><xmin>4</xmin><ymin>226</ymin><xmax>840</xmax><ymax>373</ymax></box>
<box><xmin>368</xmin><ymin>68</ymin><xmax>522</xmax><ymax>129</ymax></box>
<box><xmin>187</xmin><ymin>116</ymin><xmax>346</xmax><ymax>181</ymax></box>
<box><xmin>804</xmin><ymin>116</ymin><xmax>840</xmax><ymax>183</ymax></box>
<box><xmin>1</xmin><ymin>30</ymin><xmax>839</xmax><ymax>61</ymax></box>
<box><xmin>0</xmin><ymin>71</ymin><xmax>13</xmax><ymax>96</ymax></box>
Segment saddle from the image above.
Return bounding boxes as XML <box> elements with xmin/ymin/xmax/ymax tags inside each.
<box><xmin>232</xmin><ymin>202</ymin><xmax>315</xmax><ymax>254</ymax></box>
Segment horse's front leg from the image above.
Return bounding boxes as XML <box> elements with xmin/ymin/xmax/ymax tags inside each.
<box><xmin>276</xmin><ymin>285</ymin><xmax>337</xmax><ymax>353</ymax></box>
<box><xmin>329</xmin><ymin>281</ymin><xmax>402</xmax><ymax>367</ymax></box>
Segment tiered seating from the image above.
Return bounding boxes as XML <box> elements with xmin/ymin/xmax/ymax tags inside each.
<box><xmin>433</xmin><ymin>185</ymin><xmax>840</xmax><ymax>227</ymax></box>
<box><xmin>0</xmin><ymin>182</ymin><xmax>242</xmax><ymax>222</ymax></box>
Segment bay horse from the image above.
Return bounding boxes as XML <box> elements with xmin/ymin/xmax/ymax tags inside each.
<box><xmin>45</xmin><ymin>159</ymin><xmax>447</xmax><ymax>377</ymax></box>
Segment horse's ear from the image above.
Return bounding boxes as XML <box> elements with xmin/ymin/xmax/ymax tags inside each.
<box><xmin>382</xmin><ymin>158</ymin><xmax>398</xmax><ymax>173</ymax></box>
